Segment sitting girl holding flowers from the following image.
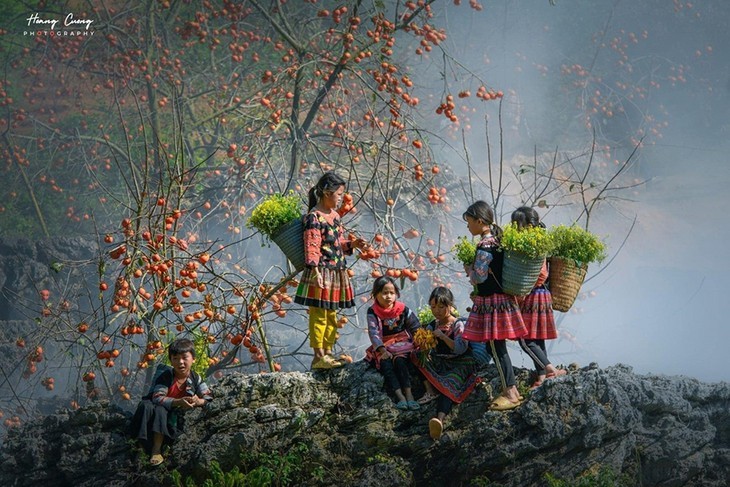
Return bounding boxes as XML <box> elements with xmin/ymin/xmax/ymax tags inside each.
<box><xmin>413</xmin><ymin>286</ymin><xmax>480</xmax><ymax>440</ymax></box>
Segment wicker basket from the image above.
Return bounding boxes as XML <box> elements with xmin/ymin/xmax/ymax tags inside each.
<box><xmin>548</xmin><ymin>256</ymin><xmax>588</xmax><ymax>312</ymax></box>
<box><xmin>501</xmin><ymin>251</ymin><xmax>545</xmax><ymax>296</ymax></box>
<box><xmin>270</xmin><ymin>217</ymin><xmax>305</xmax><ymax>272</ymax></box>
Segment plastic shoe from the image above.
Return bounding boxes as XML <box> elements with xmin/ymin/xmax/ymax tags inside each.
<box><xmin>150</xmin><ymin>454</ymin><xmax>164</xmax><ymax>466</ymax></box>
<box><xmin>418</xmin><ymin>391</ymin><xmax>439</xmax><ymax>405</ymax></box>
<box><xmin>429</xmin><ymin>418</ymin><xmax>443</xmax><ymax>440</ymax></box>
<box><xmin>407</xmin><ymin>400</ymin><xmax>420</xmax><ymax>411</ymax></box>
<box><xmin>325</xmin><ymin>354</ymin><xmax>344</xmax><ymax>368</ymax></box>
<box><xmin>546</xmin><ymin>369</ymin><xmax>567</xmax><ymax>379</ymax></box>
<box><xmin>312</xmin><ymin>356</ymin><xmax>336</xmax><ymax>370</ymax></box>
<box><xmin>395</xmin><ymin>400</ymin><xmax>409</xmax><ymax>410</ymax></box>
<box><xmin>488</xmin><ymin>395</ymin><xmax>522</xmax><ymax>411</ymax></box>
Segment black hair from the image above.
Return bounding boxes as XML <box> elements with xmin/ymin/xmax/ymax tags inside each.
<box><xmin>511</xmin><ymin>206</ymin><xmax>545</xmax><ymax>229</ymax></box>
<box><xmin>169</xmin><ymin>338</ymin><xmax>196</xmax><ymax>359</ymax></box>
<box><xmin>307</xmin><ymin>171</ymin><xmax>347</xmax><ymax>210</ymax></box>
<box><xmin>428</xmin><ymin>286</ymin><xmax>454</xmax><ymax>307</ymax></box>
<box><xmin>462</xmin><ymin>200</ymin><xmax>503</xmax><ymax>239</ymax></box>
<box><xmin>371</xmin><ymin>275</ymin><xmax>400</xmax><ymax>297</ymax></box>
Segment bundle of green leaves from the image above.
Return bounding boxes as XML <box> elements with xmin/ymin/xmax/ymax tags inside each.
<box><xmin>500</xmin><ymin>222</ymin><xmax>553</xmax><ymax>258</ymax></box>
<box><xmin>451</xmin><ymin>236</ymin><xmax>477</xmax><ymax>266</ymax></box>
<box><xmin>246</xmin><ymin>192</ymin><xmax>302</xmax><ymax>239</ymax></box>
<box><xmin>417</xmin><ymin>305</ymin><xmax>435</xmax><ymax>325</ymax></box>
<box><xmin>549</xmin><ymin>225</ymin><xmax>607</xmax><ymax>263</ymax></box>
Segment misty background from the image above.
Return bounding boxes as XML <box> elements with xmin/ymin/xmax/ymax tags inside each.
<box><xmin>408</xmin><ymin>0</ymin><xmax>730</xmax><ymax>383</ymax></box>
<box><xmin>1</xmin><ymin>0</ymin><xmax>728</xmax><ymax>393</ymax></box>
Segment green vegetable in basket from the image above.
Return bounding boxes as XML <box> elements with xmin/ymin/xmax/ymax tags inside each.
<box><xmin>548</xmin><ymin>225</ymin><xmax>607</xmax><ymax>263</ymax></box>
<box><xmin>500</xmin><ymin>222</ymin><xmax>553</xmax><ymax>258</ymax></box>
<box><xmin>246</xmin><ymin>191</ymin><xmax>302</xmax><ymax>239</ymax></box>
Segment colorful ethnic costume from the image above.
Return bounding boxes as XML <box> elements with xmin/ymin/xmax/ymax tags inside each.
<box><xmin>518</xmin><ymin>261</ymin><xmax>558</xmax><ymax>377</ymax></box>
<box><xmin>463</xmin><ymin>234</ymin><xmax>526</xmax><ymax>391</ymax></box>
<box><xmin>365</xmin><ymin>301</ymin><xmax>421</xmax><ymax>393</ymax></box>
<box><xmin>295</xmin><ymin>209</ymin><xmax>355</xmax><ymax>353</ymax></box>
<box><xmin>413</xmin><ymin>318</ymin><xmax>480</xmax><ymax>416</ymax></box>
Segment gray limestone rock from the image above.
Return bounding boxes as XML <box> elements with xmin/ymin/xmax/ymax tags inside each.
<box><xmin>0</xmin><ymin>362</ymin><xmax>728</xmax><ymax>486</ymax></box>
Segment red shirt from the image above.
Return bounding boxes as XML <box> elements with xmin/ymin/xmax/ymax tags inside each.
<box><xmin>167</xmin><ymin>379</ymin><xmax>188</xmax><ymax>399</ymax></box>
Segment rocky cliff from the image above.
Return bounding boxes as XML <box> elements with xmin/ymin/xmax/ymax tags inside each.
<box><xmin>0</xmin><ymin>362</ymin><xmax>728</xmax><ymax>487</ymax></box>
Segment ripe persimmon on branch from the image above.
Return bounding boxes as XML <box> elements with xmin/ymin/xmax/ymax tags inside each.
<box><xmin>1</xmin><ymin>0</ymin><xmax>497</xmax><ymax>427</ymax></box>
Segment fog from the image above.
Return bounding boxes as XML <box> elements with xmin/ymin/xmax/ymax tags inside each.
<box><xmin>2</xmin><ymin>0</ymin><xmax>728</xmax><ymax>400</ymax></box>
<box><xmin>419</xmin><ymin>1</ymin><xmax>730</xmax><ymax>382</ymax></box>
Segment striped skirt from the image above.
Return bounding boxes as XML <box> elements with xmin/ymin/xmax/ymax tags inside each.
<box><xmin>413</xmin><ymin>351</ymin><xmax>480</xmax><ymax>404</ymax></box>
<box><xmin>294</xmin><ymin>267</ymin><xmax>354</xmax><ymax>310</ymax></box>
<box><xmin>463</xmin><ymin>293</ymin><xmax>527</xmax><ymax>342</ymax></box>
<box><xmin>521</xmin><ymin>287</ymin><xmax>557</xmax><ymax>340</ymax></box>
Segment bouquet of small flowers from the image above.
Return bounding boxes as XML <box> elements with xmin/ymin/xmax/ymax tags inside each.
<box><xmin>413</xmin><ymin>328</ymin><xmax>437</xmax><ymax>366</ymax></box>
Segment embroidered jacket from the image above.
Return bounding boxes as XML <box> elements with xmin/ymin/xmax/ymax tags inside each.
<box><xmin>303</xmin><ymin>210</ymin><xmax>353</xmax><ymax>269</ymax></box>
<box><xmin>469</xmin><ymin>234</ymin><xmax>504</xmax><ymax>296</ymax></box>
<box><xmin>366</xmin><ymin>305</ymin><xmax>421</xmax><ymax>350</ymax></box>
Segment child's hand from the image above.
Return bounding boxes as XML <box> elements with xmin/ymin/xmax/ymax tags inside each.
<box><xmin>181</xmin><ymin>396</ymin><xmax>203</xmax><ymax>408</ymax></box>
<box><xmin>189</xmin><ymin>396</ymin><xmax>205</xmax><ymax>407</ymax></box>
<box><xmin>173</xmin><ymin>397</ymin><xmax>194</xmax><ymax>410</ymax></box>
<box><xmin>379</xmin><ymin>348</ymin><xmax>392</xmax><ymax>360</ymax></box>
<box><xmin>312</xmin><ymin>267</ymin><xmax>324</xmax><ymax>288</ymax></box>
<box><xmin>433</xmin><ymin>329</ymin><xmax>446</xmax><ymax>340</ymax></box>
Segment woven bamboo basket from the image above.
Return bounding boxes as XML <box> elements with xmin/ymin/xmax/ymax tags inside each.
<box><xmin>270</xmin><ymin>217</ymin><xmax>305</xmax><ymax>272</ymax></box>
<box><xmin>548</xmin><ymin>256</ymin><xmax>588</xmax><ymax>312</ymax></box>
<box><xmin>501</xmin><ymin>251</ymin><xmax>545</xmax><ymax>296</ymax></box>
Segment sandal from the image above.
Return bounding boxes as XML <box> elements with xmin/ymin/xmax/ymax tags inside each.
<box><xmin>312</xmin><ymin>355</ymin><xmax>341</xmax><ymax>370</ymax></box>
<box><xmin>418</xmin><ymin>391</ymin><xmax>439</xmax><ymax>405</ymax></box>
<box><xmin>150</xmin><ymin>454</ymin><xmax>164</xmax><ymax>466</ymax></box>
<box><xmin>429</xmin><ymin>418</ymin><xmax>443</xmax><ymax>440</ymax></box>
<box><xmin>395</xmin><ymin>400</ymin><xmax>410</xmax><ymax>410</ymax></box>
<box><xmin>325</xmin><ymin>354</ymin><xmax>344</xmax><ymax>368</ymax></box>
<box><xmin>407</xmin><ymin>400</ymin><xmax>421</xmax><ymax>411</ymax></box>
<box><xmin>488</xmin><ymin>395</ymin><xmax>522</xmax><ymax>411</ymax></box>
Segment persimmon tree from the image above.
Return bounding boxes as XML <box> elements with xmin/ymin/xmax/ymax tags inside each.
<box><xmin>1</xmin><ymin>0</ymin><xmax>502</xmax><ymax>427</ymax></box>
<box><xmin>3</xmin><ymin>0</ymin><xmax>709</xmax><ymax>432</ymax></box>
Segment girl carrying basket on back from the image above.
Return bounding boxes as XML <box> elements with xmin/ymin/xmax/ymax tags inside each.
<box><xmin>295</xmin><ymin>172</ymin><xmax>367</xmax><ymax>369</ymax></box>
<box><xmin>461</xmin><ymin>201</ymin><xmax>527</xmax><ymax>411</ymax></box>
<box><xmin>511</xmin><ymin>206</ymin><xmax>567</xmax><ymax>388</ymax></box>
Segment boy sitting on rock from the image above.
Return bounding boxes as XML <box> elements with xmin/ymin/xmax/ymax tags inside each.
<box><xmin>130</xmin><ymin>338</ymin><xmax>212</xmax><ymax>466</ymax></box>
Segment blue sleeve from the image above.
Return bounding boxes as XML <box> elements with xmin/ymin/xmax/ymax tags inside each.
<box><xmin>367</xmin><ymin>308</ymin><xmax>384</xmax><ymax>349</ymax></box>
<box><xmin>470</xmin><ymin>248</ymin><xmax>493</xmax><ymax>284</ymax></box>
<box><xmin>451</xmin><ymin>319</ymin><xmax>469</xmax><ymax>355</ymax></box>
<box><xmin>403</xmin><ymin>307</ymin><xmax>421</xmax><ymax>335</ymax></box>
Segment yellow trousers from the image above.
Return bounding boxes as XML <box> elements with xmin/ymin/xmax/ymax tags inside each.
<box><xmin>309</xmin><ymin>307</ymin><xmax>338</xmax><ymax>349</ymax></box>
